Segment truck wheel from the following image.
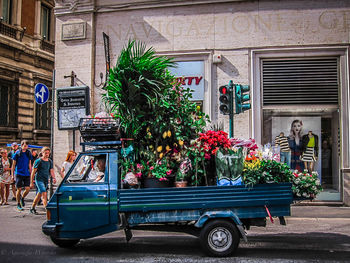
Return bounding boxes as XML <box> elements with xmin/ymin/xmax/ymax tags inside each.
<box><xmin>50</xmin><ymin>236</ymin><xmax>80</xmax><ymax>248</ymax></box>
<box><xmin>200</xmin><ymin>220</ymin><xmax>240</xmax><ymax>257</ymax></box>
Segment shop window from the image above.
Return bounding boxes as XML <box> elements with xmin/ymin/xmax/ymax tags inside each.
<box><xmin>262</xmin><ymin>109</ymin><xmax>340</xmax><ymax>192</ymax></box>
<box><xmin>1</xmin><ymin>0</ymin><xmax>12</xmax><ymax>24</ymax></box>
<box><xmin>0</xmin><ymin>80</ymin><xmax>17</xmax><ymax>127</ymax></box>
<box><xmin>35</xmin><ymin>98</ymin><xmax>51</xmax><ymax>130</ymax></box>
<box><xmin>40</xmin><ymin>4</ymin><xmax>50</xmax><ymax>40</ymax></box>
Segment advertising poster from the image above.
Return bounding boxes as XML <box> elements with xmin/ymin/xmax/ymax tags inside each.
<box><xmin>272</xmin><ymin>116</ymin><xmax>322</xmax><ymax>179</ymax></box>
<box><xmin>169</xmin><ymin>61</ymin><xmax>204</xmax><ymax>101</ymax></box>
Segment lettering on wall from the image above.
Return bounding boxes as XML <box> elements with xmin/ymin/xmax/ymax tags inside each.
<box><xmin>104</xmin><ymin>9</ymin><xmax>350</xmax><ymax>41</ymax></box>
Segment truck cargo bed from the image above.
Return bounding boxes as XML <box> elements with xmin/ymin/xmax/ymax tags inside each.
<box><xmin>119</xmin><ymin>183</ymin><xmax>293</xmax><ymax>219</ymax></box>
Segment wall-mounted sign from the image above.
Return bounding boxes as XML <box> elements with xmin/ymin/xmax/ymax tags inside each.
<box><xmin>169</xmin><ymin>61</ymin><xmax>204</xmax><ymax>101</ymax></box>
<box><xmin>34</xmin><ymin>83</ymin><xmax>49</xmax><ymax>104</ymax></box>
<box><xmin>61</xmin><ymin>22</ymin><xmax>86</xmax><ymax>41</ymax></box>
<box><xmin>57</xmin><ymin>86</ymin><xmax>90</xmax><ymax>130</ymax></box>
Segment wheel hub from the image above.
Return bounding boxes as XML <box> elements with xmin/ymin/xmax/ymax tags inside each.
<box><xmin>208</xmin><ymin>227</ymin><xmax>232</xmax><ymax>252</ymax></box>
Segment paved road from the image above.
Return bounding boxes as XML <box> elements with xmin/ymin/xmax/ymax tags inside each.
<box><xmin>1</xmin><ymin>191</ymin><xmax>350</xmax><ymax>263</ymax></box>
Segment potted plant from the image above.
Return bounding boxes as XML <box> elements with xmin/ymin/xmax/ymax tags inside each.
<box><xmin>143</xmin><ymin>158</ymin><xmax>172</xmax><ymax>188</ymax></box>
<box><xmin>174</xmin><ymin>157</ymin><xmax>192</xmax><ymax>187</ymax></box>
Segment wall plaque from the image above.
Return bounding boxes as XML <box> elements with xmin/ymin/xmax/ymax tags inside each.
<box><xmin>61</xmin><ymin>22</ymin><xmax>86</xmax><ymax>41</ymax></box>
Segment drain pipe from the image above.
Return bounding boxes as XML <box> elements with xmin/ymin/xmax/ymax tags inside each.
<box><xmin>90</xmin><ymin>0</ymin><xmax>96</xmax><ymax>116</ymax></box>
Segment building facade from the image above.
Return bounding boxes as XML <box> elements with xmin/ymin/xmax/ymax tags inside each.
<box><xmin>0</xmin><ymin>0</ymin><xmax>55</xmax><ymax>147</ymax></box>
<box><xmin>53</xmin><ymin>0</ymin><xmax>350</xmax><ymax>205</ymax></box>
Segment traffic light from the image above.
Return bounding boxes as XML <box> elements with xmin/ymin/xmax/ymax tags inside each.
<box><xmin>219</xmin><ymin>85</ymin><xmax>231</xmax><ymax>115</ymax></box>
<box><xmin>235</xmin><ymin>84</ymin><xmax>251</xmax><ymax>114</ymax></box>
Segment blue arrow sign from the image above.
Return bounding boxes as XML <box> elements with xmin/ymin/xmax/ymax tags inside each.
<box><xmin>35</xmin><ymin>83</ymin><xmax>49</xmax><ymax>104</ymax></box>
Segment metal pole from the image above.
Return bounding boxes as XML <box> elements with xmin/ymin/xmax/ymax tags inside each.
<box><xmin>229</xmin><ymin>80</ymin><xmax>234</xmax><ymax>138</ymax></box>
<box><xmin>49</xmin><ymin>70</ymin><xmax>55</xmax><ymax>198</ymax></box>
<box><xmin>72</xmin><ymin>130</ymin><xmax>75</xmax><ymax>151</ymax></box>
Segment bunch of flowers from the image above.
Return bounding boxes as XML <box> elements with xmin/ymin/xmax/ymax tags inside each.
<box><xmin>230</xmin><ymin>138</ymin><xmax>258</xmax><ymax>152</ymax></box>
<box><xmin>194</xmin><ymin>130</ymin><xmax>232</xmax><ymax>160</ymax></box>
<box><xmin>242</xmin><ymin>158</ymin><xmax>293</xmax><ymax>187</ymax></box>
<box><xmin>120</xmin><ymin>159</ymin><xmax>143</xmax><ymax>179</ymax></box>
<box><xmin>148</xmin><ymin>159</ymin><xmax>172</xmax><ymax>181</ymax></box>
<box><xmin>290</xmin><ymin>170</ymin><xmax>322</xmax><ymax>198</ymax></box>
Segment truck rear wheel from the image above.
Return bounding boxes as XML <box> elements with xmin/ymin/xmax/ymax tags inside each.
<box><xmin>50</xmin><ymin>236</ymin><xmax>80</xmax><ymax>248</ymax></box>
<box><xmin>200</xmin><ymin>219</ymin><xmax>240</xmax><ymax>257</ymax></box>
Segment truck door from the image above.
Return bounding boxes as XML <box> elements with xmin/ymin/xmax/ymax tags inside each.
<box><xmin>57</xmin><ymin>153</ymin><xmax>110</xmax><ymax>234</ymax></box>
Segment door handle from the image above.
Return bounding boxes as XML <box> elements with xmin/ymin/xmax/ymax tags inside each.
<box><xmin>97</xmin><ymin>194</ymin><xmax>107</xmax><ymax>199</ymax></box>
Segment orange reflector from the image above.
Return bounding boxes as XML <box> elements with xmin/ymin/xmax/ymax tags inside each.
<box><xmin>46</xmin><ymin>209</ymin><xmax>51</xmax><ymax>221</ymax></box>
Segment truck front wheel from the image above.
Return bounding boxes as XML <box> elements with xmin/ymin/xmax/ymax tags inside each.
<box><xmin>200</xmin><ymin>220</ymin><xmax>240</xmax><ymax>257</ymax></box>
<box><xmin>50</xmin><ymin>236</ymin><xmax>80</xmax><ymax>248</ymax></box>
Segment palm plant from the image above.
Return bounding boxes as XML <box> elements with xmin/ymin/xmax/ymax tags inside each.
<box><xmin>103</xmin><ymin>40</ymin><xmax>175</xmax><ymax>139</ymax></box>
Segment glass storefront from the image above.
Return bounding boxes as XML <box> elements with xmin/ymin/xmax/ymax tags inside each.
<box><xmin>262</xmin><ymin>108</ymin><xmax>340</xmax><ymax>198</ymax></box>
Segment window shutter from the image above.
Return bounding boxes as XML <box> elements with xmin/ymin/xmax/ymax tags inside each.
<box><xmin>262</xmin><ymin>58</ymin><xmax>339</xmax><ymax>106</ymax></box>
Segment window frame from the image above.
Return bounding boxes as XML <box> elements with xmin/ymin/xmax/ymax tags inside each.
<box><xmin>40</xmin><ymin>4</ymin><xmax>50</xmax><ymax>41</ymax></box>
<box><xmin>1</xmin><ymin>0</ymin><xmax>12</xmax><ymax>24</ymax></box>
<box><xmin>0</xmin><ymin>79</ymin><xmax>17</xmax><ymax>128</ymax></box>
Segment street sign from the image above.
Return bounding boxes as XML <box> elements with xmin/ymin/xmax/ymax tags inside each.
<box><xmin>57</xmin><ymin>86</ymin><xmax>90</xmax><ymax>130</ymax></box>
<box><xmin>34</xmin><ymin>83</ymin><xmax>49</xmax><ymax>104</ymax></box>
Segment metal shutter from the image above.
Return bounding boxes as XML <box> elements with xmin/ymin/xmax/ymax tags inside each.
<box><xmin>262</xmin><ymin>57</ymin><xmax>339</xmax><ymax>106</ymax></box>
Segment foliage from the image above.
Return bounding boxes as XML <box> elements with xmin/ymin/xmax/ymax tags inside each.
<box><xmin>148</xmin><ymin>158</ymin><xmax>172</xmax><ymax>181</ymax></box>
<box><xmin>103</xmin><ymin>40</ymin><xmax>175</xmax><ymax>139</ymax></box>
<box><xmin>242</xmin><ymin>157</ymin><xmax>322</xmax><ymax>198</ymax></box>
<box><xmin>103</xmin><ymin>40</ymin><xmax>209</xmax><ymax>181</ymax></box>
<box><xmin>243</xmin><ymin>158</ymin><xmax>293</xmax><ymax>186</ymax></box>
<box><xmin>290</xmin><ymin>170</ymin><xmax>322</xmax><ymax>198</ymax></box>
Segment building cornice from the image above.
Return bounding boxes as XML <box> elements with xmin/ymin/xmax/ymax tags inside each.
<box><xmin>0</xmin><ymin>35</ymin><xmax>54</xmax><ymax>62</ymax></box>
<box><xmin>54</xmin><ymin>0</ymin><xmax>247</xmax><ymax>16</ymax></box>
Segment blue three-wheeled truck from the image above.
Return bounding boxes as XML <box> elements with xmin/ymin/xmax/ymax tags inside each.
<box><xmin>42</xmin><ymin>141</ymin><xmax>293</xmax><ymax>257</ymax></box>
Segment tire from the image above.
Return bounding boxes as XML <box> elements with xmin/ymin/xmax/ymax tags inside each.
<box><xmin>50</xmin><ymin>236</ymin><xmax>80</xmax><ymax>248</ymax></box>
<box><xmin>199</xmin><ymin>219</ymin><xmax>240</xmax><ymax>257</ymax></box>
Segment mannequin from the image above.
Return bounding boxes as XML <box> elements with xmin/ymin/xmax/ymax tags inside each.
<box><xmin>301</xmin><ymin>131</ymin><xmax>319</xmax><ymax>173</ymax></box>
<box><xmin>274</xmin><ymin>132</ymin><xmax>291</xmax><ymax>167</ymax></box>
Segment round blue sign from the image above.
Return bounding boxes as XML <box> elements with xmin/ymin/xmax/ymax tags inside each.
<box><xmin>35</xmin><ymin>83</ymin><xmax>49</xmax><ymax>104</ymax></box>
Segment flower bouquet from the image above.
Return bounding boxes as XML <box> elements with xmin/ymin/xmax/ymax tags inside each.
<box><xmin>290</xmin><ymin>170</ymin><xmax>322</xmax><ymax>198</ymax></box>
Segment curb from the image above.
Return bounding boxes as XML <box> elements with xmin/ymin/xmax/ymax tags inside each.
<box><xmin>286</xmin><ymin>217</ymin><xmax>350</xmax><ymax>223</ymax></box>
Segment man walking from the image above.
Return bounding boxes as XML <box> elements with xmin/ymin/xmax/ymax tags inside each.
<box><xmin>30</xmin><ymin>147</ymin><xmax>56</xmax><ymax>214</ymax></box>
<box><xmin>11</xmin><ymin>140</ymin><xmax>32</xmax><ymax>211</ymax></box>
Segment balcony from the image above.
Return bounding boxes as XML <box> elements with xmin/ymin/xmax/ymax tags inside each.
<box><xmin>0</xmin><ymin>21</ymin><xmax>18</xmax><ymax>40</ymax></box>
<box><xmin>41</xmin><ymin>39</ymin><xmax>55</xmax><ymax>54</ymax></box>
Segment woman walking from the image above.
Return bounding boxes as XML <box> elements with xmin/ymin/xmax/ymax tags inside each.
<box><xmin>0</xmin><ymin>148</ymin><xmax>13</xmax><ymax>205</ymax></box>
<box><xmin>60</xmin><ymin>150</ymin><xmax>77</xmax><ymax>178</ymax></box>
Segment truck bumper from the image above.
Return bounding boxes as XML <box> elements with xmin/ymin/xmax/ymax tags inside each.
<box><xmin>42</xmin><ymin>222</ymin><xmax>58</xmax><ymax>237</ymax></box>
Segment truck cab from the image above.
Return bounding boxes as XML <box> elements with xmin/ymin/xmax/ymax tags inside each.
<box><xmin>43</xmin><ymin>142</ymin><xmax>121</xmax><ymax>245</ymax></box>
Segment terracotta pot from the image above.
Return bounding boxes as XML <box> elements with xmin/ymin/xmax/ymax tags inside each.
<box><xmin>175</xmin><ymin>181</ymin><xmax>188</xmax><ymax>188</ymax></box>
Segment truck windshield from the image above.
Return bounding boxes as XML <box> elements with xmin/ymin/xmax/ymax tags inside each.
<box><xmin>65</xmin><ymin>154</ymin><xmax>107</xmax><ymax>183</ymax></box>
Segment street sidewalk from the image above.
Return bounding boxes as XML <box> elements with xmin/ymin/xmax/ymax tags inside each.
<box><xmin>290</xmin><ymin>204</ymin><xmax>350</xmax><ymax>220</ymax></box>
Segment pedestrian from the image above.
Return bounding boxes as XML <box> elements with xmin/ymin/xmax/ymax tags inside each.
<box><xmin>8</xmin><ymin>142</ymin><xmax>18</xmax><ymax>159</ymax></box>
<box><xmin>0</xmin><ymin>148</ymin><xmax>13</xmax><ymax>205</ymax></box>
<box><xmin>31</xmin><ymin>149</ymin><xmax>39</xmax><ymax>166</ymax></box>
<box><xmin>8</xmin><ymin>142</ymin><xmax>18</xmax><ymax>201</ymax></box>
<box><xmin>60</xmin><ymin>150</ymin><xmax>77</xmax><ymax>178</ymax></box>
<box><xmin>11</xmin><ymin>140</ymin><xmax>33</xmax><ymax>211</ymax></box>
<box><xmin>30</xmin><ymin>147</ymin><xmax>56</xmax><ymax>214</ymax></box>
